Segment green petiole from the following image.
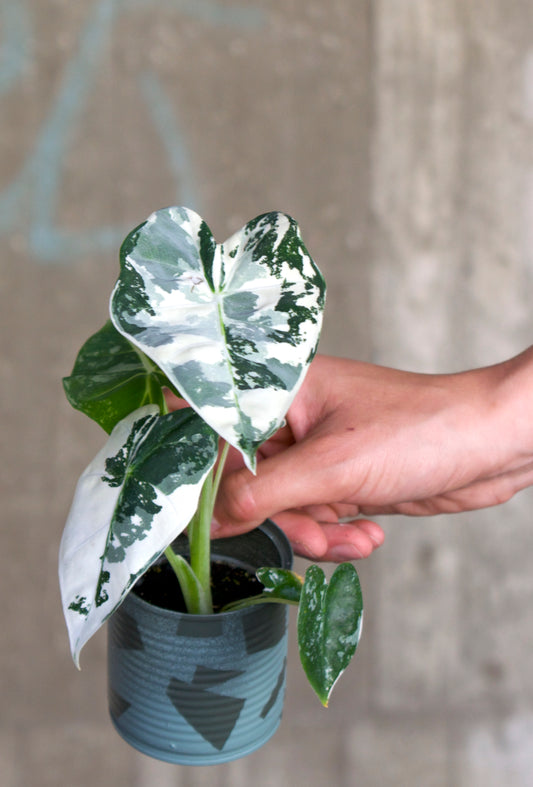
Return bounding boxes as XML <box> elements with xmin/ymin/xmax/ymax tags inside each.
<box><xmin>165</xmin><ymin>439</ymin><xmax>230</xmax><ymax>615</ymax></box>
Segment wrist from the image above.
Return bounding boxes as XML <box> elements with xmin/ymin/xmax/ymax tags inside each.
<box><xmin>477</xmin><ymin>347</ymin><xmax>533</xmax><ymax>472</ymax></box>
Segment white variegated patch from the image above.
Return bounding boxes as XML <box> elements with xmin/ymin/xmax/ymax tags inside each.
<box><xmin>59</xmin><ymin>405</ymin><xmax>217</xmax><ymax>666</ymax></box>
<box><xmin>110</xmin><ymin>207</ymin><xmax>325</xmax><ymax>470</ymax></box>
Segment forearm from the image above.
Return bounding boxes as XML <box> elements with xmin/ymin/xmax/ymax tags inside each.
<box><xmin>356</xmin><ymin>347</ymin><xmax>533</xmax><ymax>515</ymax></box>
<box><xmin>477</xmin><ymin>346</ymin><xmax>533</xmax><ymax>476</ymax></box>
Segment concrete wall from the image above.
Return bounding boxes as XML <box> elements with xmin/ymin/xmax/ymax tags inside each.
<box><xmin>2</xmin><ymin>1</ymin><xmax>533</xmax><ymax>784</ymax></box>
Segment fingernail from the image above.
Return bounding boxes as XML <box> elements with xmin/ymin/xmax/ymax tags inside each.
<box><xmin>329</xmin><ymin>545</ymin><xmax>364</xmax><ymax>562</ymax></box>
<box><xmin>293</xmin><ymin>542</ymin><xmax>323</xmax><ymax>560</ymax></box>
<box><xmin>210</xmin><ymin>519</ymin><xmax>221</xmax><ymax>535</ymax></box>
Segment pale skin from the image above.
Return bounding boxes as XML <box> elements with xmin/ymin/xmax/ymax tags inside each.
<box><xmin>167</xmin><ymin>347</ymin><xmax>533</xmax><ymax>562</ymax></box>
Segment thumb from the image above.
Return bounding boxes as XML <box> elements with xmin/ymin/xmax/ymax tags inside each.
<box><xmin>214</xmin><ymin>436</ymin><xmax>338</xmax><ymax>532</ymax></box>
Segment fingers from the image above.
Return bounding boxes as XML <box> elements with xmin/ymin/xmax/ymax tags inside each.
<box><xmin>212</xmin><ymin>507</ymin><xmax>328</xmax><ymax>552</ymax></box>
<box><xmin>164</xmin><ymin>388</ymin><xmax>186</xmax><ymax>410</ymax></box>
<box><xmin>213</xmin><ymin>507</ymin><xmax>385</xmax><ymax>563</ymax></box>
<box><xmin>318</xmin><ymin>520</ymin><xmax>385</xmax><ymax>561</ymax></box>
<box><xmin>261</xmin><ymin>510</ymin><xmax>329</xmax><ymax>559</ymax></box>
<box><xmin>276</xmin><ymin>514</ymin><xmax>385</xmax><ymax>562</ymax></box>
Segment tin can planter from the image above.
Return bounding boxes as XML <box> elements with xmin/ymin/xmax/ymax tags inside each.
<box><xmin>108</xmin><ymin>520</ymin><xmax>293</xmax><ymax>765</ymax></box>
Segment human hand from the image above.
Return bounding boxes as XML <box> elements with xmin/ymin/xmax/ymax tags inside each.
<box><xmin>213</xmin><ymin>350</ymin><xmax>533</xmax><ymax>558</ymax></box>
<box><xmin>164</xmin><ymin>386</ymin><xmax>385</xmax><ymax>562</ymax></box>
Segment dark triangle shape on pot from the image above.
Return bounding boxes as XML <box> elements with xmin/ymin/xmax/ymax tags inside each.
<box><xmin>116</xmin><ymin>610</ymin><xmax>145</xmax><ymax>650</ymax></box>
<box><xmin>166</xmin><ymin>677</ymin><xmax>245</xmax><ymax>751</ymax></box>
<box><xmin>109</xmin><ymin>686</ymin><xmax>131</xmax><ymax>719</ymax></box>
<box><xmin>192</xmin><ymin>665</ymin><xmax>245</xmax><ymax>687</ymax></box>
<box><xmin>260</xmin><ymin>659</ymin><xmax>286</xmax><ymax>719</ymax></box>
<box><xmin>243</xmin><ymin>605</ymin><xmax>286</xmax><ymax>654</ymax></box>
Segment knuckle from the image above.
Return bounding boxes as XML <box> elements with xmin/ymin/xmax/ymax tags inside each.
<box><xmin>220</xmin><ymin>473</ymin><xmax>260</xmax><ymax>525</ymax></box>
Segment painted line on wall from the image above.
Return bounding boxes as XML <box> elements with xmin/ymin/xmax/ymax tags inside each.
<box><xmin>0</xmin><ymin>0</ymin><xmax>265</xmax><ymax>264</ymax></box>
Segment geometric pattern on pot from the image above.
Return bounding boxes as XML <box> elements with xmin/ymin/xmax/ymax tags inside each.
<box><xmin>109</xmin><ymin>686</ymin><xmax>131</xmax><ymax>720</ymax></box>
<box><xmin>110</xmin><ymin>207</ymin><xmax>326</xmax><ymax>471</ymax></box>
<box><xmin>167</xmin><ymin>668</ymin><xmax>246</xmax><ymax>751</ymax></box>
<box><xmin>109</xmin><ymin>592</ymin><xmax>289</xmax><ymax>762</ymax></box>
<box><xmin>243</xmin><ymin>602</ymin><xmax>287</xmax><ymax>654</ymax></box>
<box><xmin>260</xmin><ymin>659</ymin><xmax>286</xmax><ymax>719</ymax></box>
<box><xmin>59</xmin><ymin>405</ymin><xmax>218</xmax><ymax>667</ymax></box>
<box><xmin>163</xmin><ymin>616</ymin><xmax>288</xmax><ymax>751</ymax></box>
<box><xmin>176</xmin><ymin>616</ymin><xmax>224</xmax><ymax>638</ymax></box>
<box><xmin>116</xmin><ymin>610</ymin><xmax>145</xmax><ymax>651</ymax></box>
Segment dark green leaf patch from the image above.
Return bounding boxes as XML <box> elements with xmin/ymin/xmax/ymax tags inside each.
<box><xmin>225</xmin><ymin>344</ymin><xmax>298</xmax><ymax>391</ymax></box>
<box><xmin>95</xmin><ymin>570</ymin><xmax>111</xmax><ymax>606</ymax></box>
<box><xmin>275</xmin><ymin>287</ymin><xmax>323</xmax><ymax>336</ymax></box>
<box><xmin>198</xmin><ymin>219</ymin><xmax>217</xmax><ymax>290</ymax></box>
<box><xmin>68</xmin><ymin>595</ymin><xmax>90</xmax><ymax>617</ymax></box>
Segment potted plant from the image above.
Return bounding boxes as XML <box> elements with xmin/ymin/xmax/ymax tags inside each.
<box><xmin>59</xmin><ymin>207</ymin><xmax>364</xmax><ymax>765</ymax></box>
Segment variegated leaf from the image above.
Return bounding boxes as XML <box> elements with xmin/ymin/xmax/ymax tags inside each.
<box><xmin>110</xmin><ymin>207</ymin><xmax>325</xmax><ymax>470</ymax></box>
<box><xmin>63</xmin><ymin>320</ymin><xmax>173</xmax><ymax>434</ymax></box>
<box><xmin>297</xmin><ymin>563</ymin><xmax>363</xmax><ymax>706</ymax></box>
<box><xmin>59</xmin><ymin>405</ymin><xmax>217</xmax><ymax>666</ymax></box>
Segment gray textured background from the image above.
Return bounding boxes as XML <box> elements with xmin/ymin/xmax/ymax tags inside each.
<box><xmin>2</xmin><ymin>1</ymin><xmax>533</xmax><ymax>784</ymax></box>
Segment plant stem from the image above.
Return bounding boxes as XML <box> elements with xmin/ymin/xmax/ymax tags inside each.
<box><xmin>188</xmin><ymin>440</ymin><xmax>230</xmax><ymax>612</ymax></box>
<box><xmin>165</xmin><ymin>439</ymin><xmax>231</xmax><ymax>616</ymax></box>
<box><xmin>145</xmin><ymin>383</ymin><xmax>219</xmax><ymax>614</ymax></box>
<box><xmin>159</xmin><ymin>388</ymin><xmax>170</xmax><ymax>415</ymax></box>
<box><xmin>212</xmin><ymin>440</ymin><xmax>230</xmax><ymax>502</ymax></box>
<box><xmin>188</xmin><ymin>470</ymin><xmax>214</xmax><ymax>612</ymax></box>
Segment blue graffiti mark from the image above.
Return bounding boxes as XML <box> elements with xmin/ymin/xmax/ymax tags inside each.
<box><xmin>27</xmin><ymin>0</ymin><xmax>121</xmax><ymax>262</ymax></box>
<box><xmin>0</xmin><ymin>0</ymin><xmax>125</xmax><ymax>261</ymax></box>
<box><xmin>130</xmin><ymin>0</ymin><xmax>265</xmax><ymax>29</ymax></box>
<box><xmin>0</xmin><ymin>0</ymin><xmax>265</xmax><ymax>264</ymax></box>
<box><xmin>0</xmin><ymin>3</ymin><xmax>31</xmax><ymax>96</ymax></box>
<box><xmin>139</xmin><ymin>71</ymin><xmax>200</xmax><ymax>211</ymax></box>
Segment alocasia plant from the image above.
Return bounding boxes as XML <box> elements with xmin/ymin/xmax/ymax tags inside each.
<box><xmin>59</xmin><ymin>207</ymin><xmax>363</xmax><ymax>705</ymax></box>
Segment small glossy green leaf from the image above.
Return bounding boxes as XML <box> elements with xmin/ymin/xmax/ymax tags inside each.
<box><xmin>59</xmin><ymin>405</ymin><xmax>217</xmax><ymax>666</ymax></box>
<box><xmin>256</xmin><ymin>567</ymin><xmax>303</xmax><ymax>603</ymax></box>
<box><xmin>297</xmin><ymin>563</ymin><xmax>363</xmax><ymax>706</ymax></box>
<box><xmin>63</xmin><ymin>320</ymin><xmax>174</xmax><ymax>433</ymax></box>
<box><xmin>110</xmin><ymin>207</ymin><xmax>325</xmax><ymax>471</ymax></box>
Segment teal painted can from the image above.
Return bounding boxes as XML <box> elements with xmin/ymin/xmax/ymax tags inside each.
<box><xmin>108</xmin><ymin>521</ymin><xmax>293</xmax><ymax>765</ymax></box>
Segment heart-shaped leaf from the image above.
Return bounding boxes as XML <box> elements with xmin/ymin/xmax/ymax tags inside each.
<box><xmin>110</xmin><ymin>207</ymin><xmax>325</xmax><ymax>470</ymax></box>
<box><xmin>63</xmin><ymin>320</ymin><xmax>174</xmax><ymax>434</ymax></box>
<box><xmin>256</xmin><ymin>567</ymin><xmax>303</xmax><ymax>604</ymax></box>
<box><xmin>59</xmin><ymin>405</ymin><xmax>217</xmax><ymax>666</ymax></box>
<box><xmin>297</xmin><ymin>563</ymin><xmax>363</xmax><ymax>706</ymax></box>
